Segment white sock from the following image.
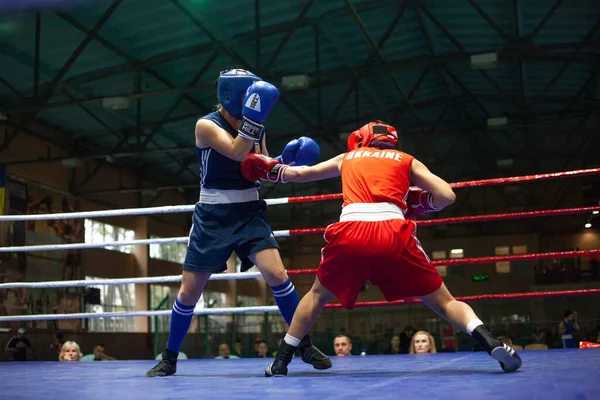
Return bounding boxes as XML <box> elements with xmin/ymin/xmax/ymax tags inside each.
<box><xmin>284</xmin><ymin>333</ymin><xmax>301</xmax><ymax>347</ymax></box>
<box><xmin>466</xmin><ymin>318</ymin><xmax>484</xmax><ymax>335</ymax></box>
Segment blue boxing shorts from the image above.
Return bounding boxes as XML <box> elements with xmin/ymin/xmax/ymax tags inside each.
<box><xmin>183</xmin><ymin>200</ymin><xmax>279</xmax><ymax>273</ymax></box>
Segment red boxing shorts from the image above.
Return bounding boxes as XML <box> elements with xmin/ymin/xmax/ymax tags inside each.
<box><xmin>317</xmin><ymin>203</ymin><xmax>442</xmax><ymax>310</ymax></box>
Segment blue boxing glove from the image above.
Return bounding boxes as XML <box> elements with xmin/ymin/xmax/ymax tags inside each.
<box><xmin>238</xmin><ymin>81</ymin><xmax>280</xmax><ymax>141</ymax></box>
<box><xmin>275</xmin><ymin>136</ymin><xmax>320</xmax><ymax>166</ymax></box>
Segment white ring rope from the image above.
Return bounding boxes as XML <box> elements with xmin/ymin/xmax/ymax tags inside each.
<box><xmin>0</xmin><ymin>230</ymin><xmax>291</xmax><ymax>253</ymax></box>
<box><xmin>0</xmin><ymin>204</ymin><xmax>195</xmax><ymax>222</ymax></box>
<box><xmin>0</xmin><ymin>237</ymin><xmax>187</xmax><ymax>253</ymax></box>
<box><xmin>0</xmin><ymin>305</ymin><xmax>281</xmax><ymax>322</ymax></box>
<box><xmin>0</xmin><ymin>198</ymin><xmax>291</xmax><ymax>222</ymax></box>
<box><xmin>0</xmin><ymin>271</ymin><xmax>264</xmax><ymax>290</ymax></box>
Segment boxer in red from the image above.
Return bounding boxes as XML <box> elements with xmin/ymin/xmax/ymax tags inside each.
<box><xmin>241</xmin><ymin>120</ymin><xmax>522</xmax><ymax>376</ymax></box>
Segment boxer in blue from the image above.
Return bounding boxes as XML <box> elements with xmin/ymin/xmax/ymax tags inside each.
<box><xmin>146</xmin><ymin>69</ymin><xmax>329</xmax><ymax>377</ymax></box>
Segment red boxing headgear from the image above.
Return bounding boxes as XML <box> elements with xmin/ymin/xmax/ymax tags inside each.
<box><xmin>346</xmin><ymin>120</ymin><xmax>398</xmax><ymax>152</ymax></box>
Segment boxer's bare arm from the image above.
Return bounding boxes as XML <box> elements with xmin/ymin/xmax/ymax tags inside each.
<box><xmin>283</xmin><ymin>154</ymin><xmax>344</xmax><ymax>183</ymax></box>
<box><xmin>410</xmin><ymin>159</ymin><xmax>456</xmax><ymax>209</ymax></box>
<box><xmin>195</xmin><ymin>119</ymin><xmax>255</xmax><ymax>162</ymax></box>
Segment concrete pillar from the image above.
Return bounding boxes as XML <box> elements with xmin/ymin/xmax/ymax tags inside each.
<box><xmin>133</xmin><ymin>216</ymin><xmax>149</xmax><ymax>333</ymax></box>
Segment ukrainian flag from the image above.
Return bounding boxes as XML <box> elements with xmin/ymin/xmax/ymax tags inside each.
<box><xmin>0</xmin><ymin>164</ymin><xmax>5</xmax><ymax>215</ymax></box>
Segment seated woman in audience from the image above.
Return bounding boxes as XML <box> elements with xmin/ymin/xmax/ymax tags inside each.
<box><xmin>256</xmin><ymin>340</ymin><xmax>273</xmax><ymax>358</ymax></box>
<box><xmin>410</xmin><ymin>331</ymin><xmax>437</xmax><ymax>354</ymax></box>
<box><xmin>384</xmin><ymin>335</ymin><xmax>402</xmax><ymax>354</ymax></box>
<box><xmin>59</xmin><ymin>341</ymin><xmax>83</xmax><ymax>362</ymax></box>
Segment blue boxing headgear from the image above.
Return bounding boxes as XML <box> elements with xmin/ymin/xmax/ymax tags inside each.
<box><xmin>217</xmin><ymin>69</ymin><xmax>261</xmax><ymax>119</ymax></box>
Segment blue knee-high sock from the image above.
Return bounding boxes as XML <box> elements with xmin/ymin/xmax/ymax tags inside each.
<box><xmin>166</xmin><ymin>298</ymin><xmax>195</xmax><ymax>352</ymax></box>
<box><xmin>271</xmin><ymin>278</ymin><xmax>300</xmax><ymax>326</ymax></box>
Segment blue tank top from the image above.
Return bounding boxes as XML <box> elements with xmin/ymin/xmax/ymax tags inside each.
<box><xmin>563</xmin><ymin>320</ymin><xmax>574</xmax><ymax>334</ymax></box>
<box><xmin>197</xmin><ymin>111</ymin><xmax>260</xmax><ymax>190</ymax></box>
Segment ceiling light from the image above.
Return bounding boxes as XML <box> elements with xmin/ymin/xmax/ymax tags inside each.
<box><xmin>585</xmin><ymin>223</ymin><xmax>592</xmax><ymax>229</ymax></box>
<box><xmin>471</xmin><ymin>52</ymin><xmax>498</xmax><ymax>70</ymax></box>
<box><xmin>487</xmin><ymin>117</ymin><xmax>508</xmax><ymax>127</ymax></box>
<box><xmin>282</xmin><ymin>75</ymin><xmax>310</xmax><ymax>90</ymax></box>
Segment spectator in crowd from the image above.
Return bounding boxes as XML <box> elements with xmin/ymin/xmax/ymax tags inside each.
<box><xmin>93</xmin><ymin>344</ymin><xmax>116</xmax><ymax>360</ymax></box>
<box><xmin>4</xmin><ymin>328</ymin><xmax>33</xmax><ymax>361</ymax></box>
<box><xmin>255</xmin><ymin>340</ymin><xmax>272</xmax><ymax>358</ymax></box>
<box><xmin>558</xmin><ymin>310</ymin><xmax>580</xmax><ymax>348</ymax></box>
<box><xmin>59</xmin><ymin>341</ymin><xmax>82</xmax><ymax>362</ymax></box>
<box><xmin>251</xmin><ymin>337</ymin><xmax>263</xmax><ymax>357</ymax></box>
<box><xmin>410</xmin><ymin>331</ymin><xmax>437</xmax><ymax>354</ymax></box>
<box><xmin>532</xmin><ymin>325</ymin><xmax>546</xmax><ymax>344</ymax></box>
<box><xmin>81</xmin><ymin>344</ymin><xmax>117</xmax><ymax>361</ymax></box>
<box><xmin>399</xmin><ymin>326</ymin><xmax>415</xmax><ymax>354</ymax></box>
<box><xmin>333</xmin><ymin>334</ymin><xmax>352</xmax><ymax>357</ymax></box>
<box><xmin>384</xmin><ymin>335</ymin><xmax>402</xmax><ymax>355</ymax></box>
<box><xmin>50</xmin><ymin>333</ymin><xmax>64</xmax><ymax>357</ymax></box>
<box><xmin>366</xmin><ymin>329</ymin><xmax>380</xmax><ymax>355</ymax></box>
<box><xmin>232</xmin><ymin>339</ymin><xmax>244</xmax><ymax>358</ymax></box>
<box><xmin>215</xmin><ymin>343</ymin><xmax>239</xmax><ymax>359</ymax></box>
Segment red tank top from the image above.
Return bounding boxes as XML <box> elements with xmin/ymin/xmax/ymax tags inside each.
<box><xmin>341</xmin><ymin>148</ymin><xmax>414</xmax><ymax>210</ymax></box>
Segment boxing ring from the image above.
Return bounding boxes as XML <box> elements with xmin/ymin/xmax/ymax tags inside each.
<box><xmin>0</xmin><ymin>168</ymin><xmax>599</xmax><ymax>399</ymax></box>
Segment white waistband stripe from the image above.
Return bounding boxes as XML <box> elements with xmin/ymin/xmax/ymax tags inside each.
<box><xmin>340</xmin><ymin>202</ymin><xmax>406</xmax><ymax>222</ymax></box>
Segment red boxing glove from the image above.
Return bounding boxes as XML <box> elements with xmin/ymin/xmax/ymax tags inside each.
<box><xmin>404</xmin><ymin>186</ymin><xmax>442</xmax><ymax>220</ymax></box>
<box><xmin>240</xmin><ymin>153</ymin><xmax>288</xmax><ymax>183</ymax></box>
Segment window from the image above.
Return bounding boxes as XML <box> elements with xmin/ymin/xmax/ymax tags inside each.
<box><xmin>431</xmin><ymin>250</ymin><xmax>446</xmax><ymax>260</ymax></box>
<box><xmin>496</xmin><ymin>261</ymin><xmax>511</xmax><ymax>274</ymax></box>
<box><xmin>84</xmin><ymin>219</ymin><xmax>135</xmax><ymax>253</ymax></box>
<box><xmin>199</xmin><ymin>292</ymin><xmax>229</xmax><ymax>333</ymax></box>
<box><xmin>435</xmin><ymin>266</ymin><xmax>448</xmax><ymax>277</ymax></box>
<box><xmin>149</xmin><ymin>235</ymin><xmax>187</xmax><ymax>264</ymax></box>
<box><xmin>85</xmin><ymin>276</ymin><xmax>136</xmax><ymax>332</ymax></box>
<box><xmin>449</xmin><ymin>249</ymin><xmax>464</xmax><ymax>259</ymax></box>
<box><xmin>150</xmin><ymin>285</ymin><xmax>179</xmax><ymax>333</ymax></box>
<box><xmin>513</xmin><ymin>245</ymin><xmax>527</xmax><ymax>255</ymax></box>
<box><xmin>495</xmin><ymin>246</ymin><xmax>510</xmax><ymax>256</ymax></box>
<box><xmin>236</xmin><ymin>295</ymin><xmax>262</xmax><ymax>334</ymax></box>
<box><xmin>235</xmin><ymin>254</ymin><xmax>258</xmax><ymax>273</ymax></box>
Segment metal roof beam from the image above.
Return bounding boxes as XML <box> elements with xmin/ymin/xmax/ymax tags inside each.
<box><xmin>529</xmin><ymin>0</ymin><xmax>565</xmax><ymax>39</ymax></box>
<box><xmin>4</xmin><ymin>42</ymin><xmax>598</xmax><ymax>112</ymax></box>
<box><xmin>42</xmin><ymin>0</ymin><xmax>391</xmax><ymax>89</ymax></box>
<box><xmin>419</xmin><ymin>3</ymin><xmax>517</xmax><ymax>110</ymax></box>
<box><xmin>4</xmin><ymin>145</ymin><xmax>195</xmax><ymax>166</ymax></box>
<box><xmin>554</xmin><ymin>69</ymin><xmax>600</xmax><ymax>123</ymax></box>
<box><xmin>465</xmin><ymin>0</ymin><xmax>508</xmax><ymax>41</ymax></box>
<box><xmin>415</xmin><ymin>5</ymin><xmax>470</xmax><ymax>135</ymax></box>
<box><xmin>55</xmin><ymin>10</ymin><xmax>207</xmax><ymax>185</ymax></box>
<box><xmin>0</xmin><ymin>0</ymin><xmax>121</xmax><ymax>153</ymax></box>
<box><xmin>323</xmin><ymin>3</ymin><xmax>407</xmax><ymax>124</ymax></box>
<box><xmin>55</xmin><ymin>11</ymin><xmax>212</xmax><ymax>117</ymax></box>
<box><xmin>33</xmin><ymin>12</ymin><xmax>41</xmax><ymax>99</ymax></box>
<box><xmin>344</xmin><ymin>0</ymin><xmax>423</xmax><ymax>130</ymax></box>
<box><xmin>0</xmin><ymin>75</ymin><xmax>27</xmax><ymax>101</ymax></box>
<box><xmin>263</xmin><ymin>0</ymin><xmax>316</xmax><ymax>70</ymax></box>
<box><xmin>531</xmin><ymin>16</ymin><xmax>600</xmax><ymax>103</ymax></box>
<box><xmin>139</xmin><ymin>51</ymin><xmax>219</xmax><ymax>148</ymax></box>
<box><xmin>170</xmin><ymin>0</ymin><xmax>316</xmax><ymax>129</ymax></box>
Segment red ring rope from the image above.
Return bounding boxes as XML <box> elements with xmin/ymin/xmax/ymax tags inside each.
<box><xmin>286</xmin><ymin>206</ymin><xmax>600</xmax><ymax>237</ymax></box>
<box><xmin>323</xmin><ymin>288</ymin><xmax>600</xmax><ymax>310</ymax></box>
<box><xmin>418</xmin><ymin>206</ymin><xmax>600</xmax><ymax>227</ymax></box>
<box><xmin>287</xmin><ymin>249</ymin><xmax>600</xmax><ymax>276</ymax></box>
<box><xmin>449</xmin><ymin>168</ymin><xmax>600</xmax><ymax>189</ymax></box>
<box><xmin>284</xmin><ymin>168</ymin><xmax>600</xmax><ymax>204</ymax></box>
